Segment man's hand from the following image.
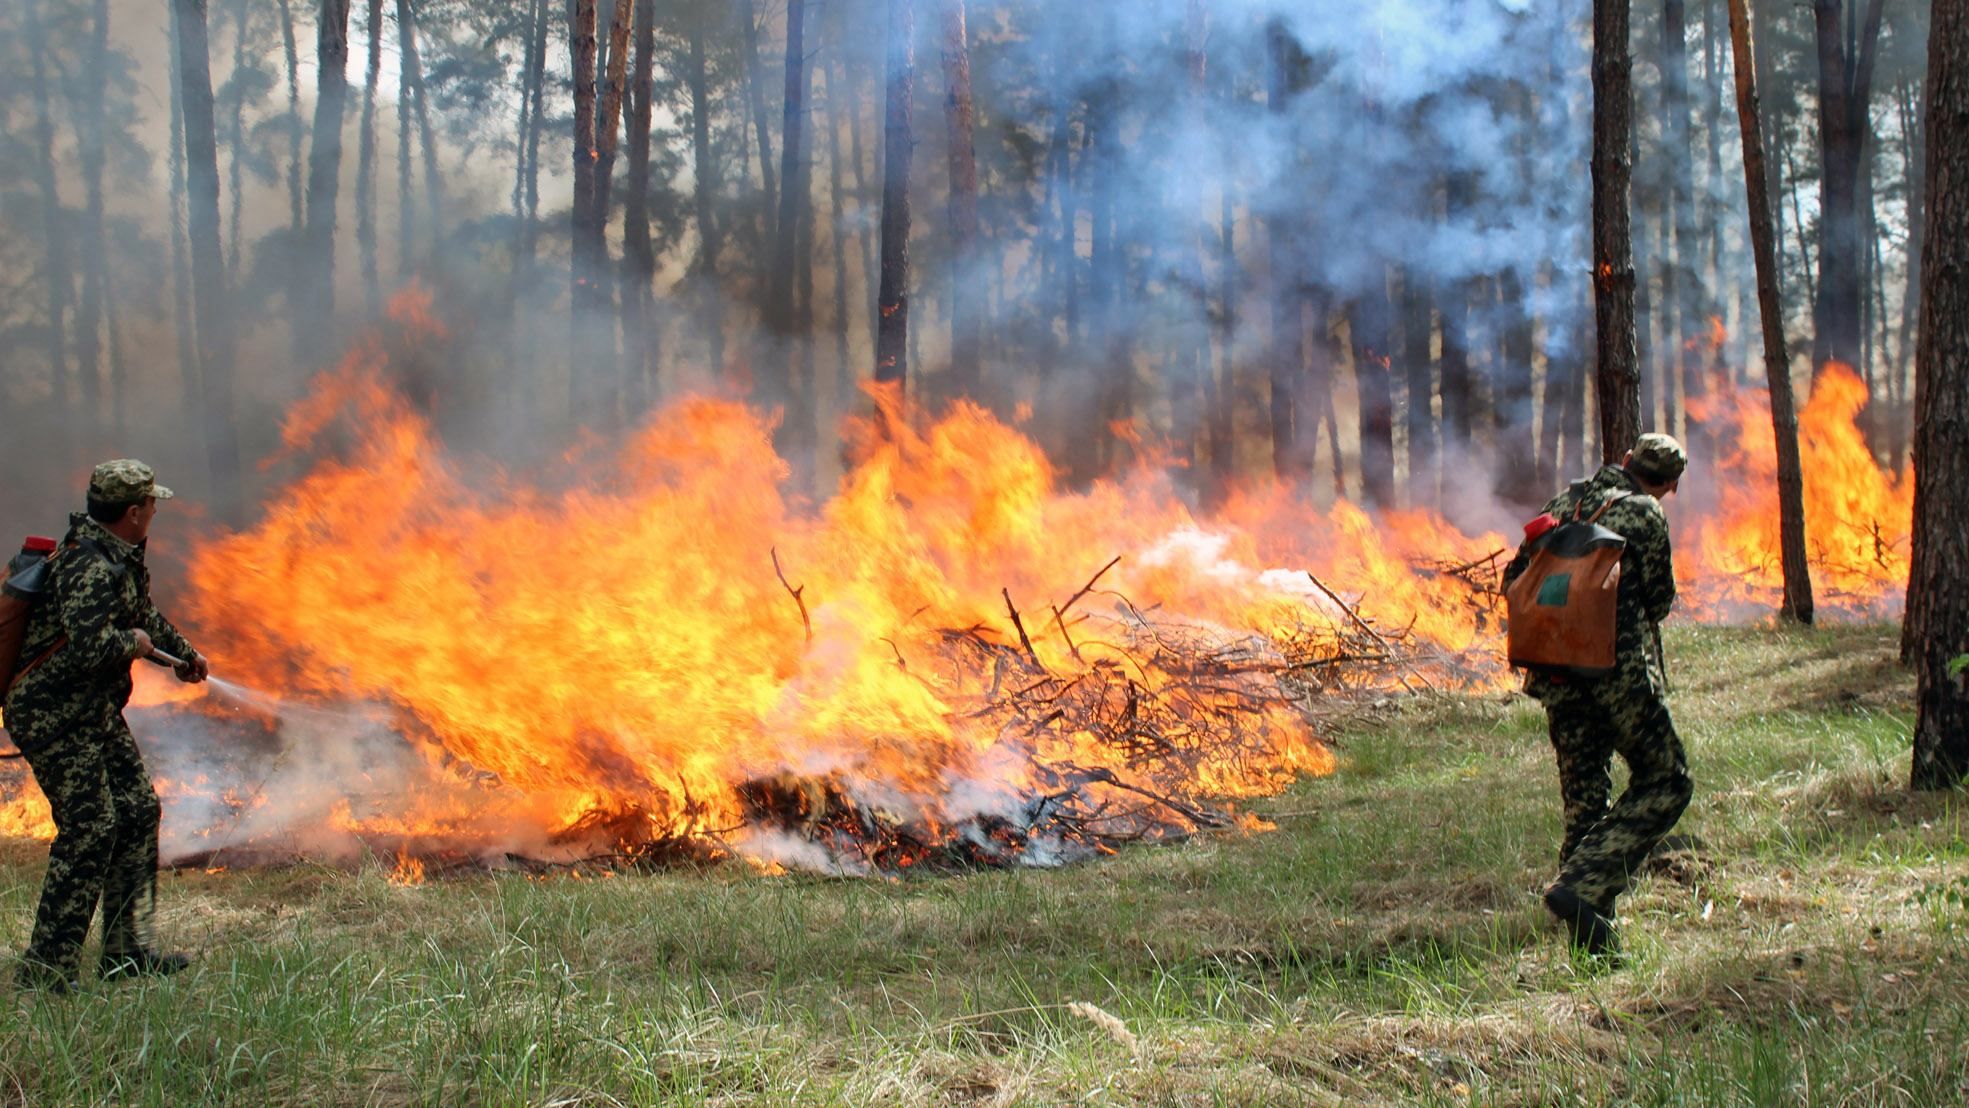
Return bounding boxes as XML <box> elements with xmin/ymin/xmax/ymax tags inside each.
<box><xmin>131</xmin><ymin>629</ymin><xmax>154</xmax><ymax>661</ymax></box>
<box><xmin>174</xmin><ymin>651</ymin><xmax>209</xmax><ymax>684</ymax></box>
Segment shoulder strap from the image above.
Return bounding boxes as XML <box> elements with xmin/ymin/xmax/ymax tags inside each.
<box><xmin>1583</xmin><ymin>490</ymin><xmax>1633</xmax><ymax>525</ymax></box>
<box><xmin>68</xmin><ymin>536</ymin><xmax>127</xmax><ymax>578</ymax></box>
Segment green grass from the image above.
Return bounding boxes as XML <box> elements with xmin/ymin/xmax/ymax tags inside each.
<box><xmin>2</xmin><ymin>624</ymin><xmax>1964</xmax><ymax>1105</ymax></box>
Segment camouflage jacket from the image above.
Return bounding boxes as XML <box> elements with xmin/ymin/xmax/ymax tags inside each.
<box><xmin>1501</xmin><ymin>465</ymin><xmax>1676</xmax><ymax>696</ymax></box>
<box><xmin>2</xmin><ymin>513</ymin><xmax>197</xmax><ymax>746</ymax></box>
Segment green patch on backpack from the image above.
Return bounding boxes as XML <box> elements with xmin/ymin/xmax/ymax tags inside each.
<box><xmin>1536</xmin><ymin>573</ymin><xmax>1571</xmax><ymax>607</ymax></box>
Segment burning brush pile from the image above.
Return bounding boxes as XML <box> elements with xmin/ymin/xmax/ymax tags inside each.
<box><xmin>0</xmin><ymin>299</ymin><xmax>1515</xmax><ymax>876</ymax></box>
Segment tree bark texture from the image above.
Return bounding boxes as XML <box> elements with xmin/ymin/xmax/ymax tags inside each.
<box><xmin>1908</xmin><ymin>0</ymin><xmax>1969</xmax><ymax>788</ymax></box>
<box><xmin>168</xmin><ymin>0</ymin><xmax>202</xmax><ymax>417</ymax></box>
<box><xmin>24</xmin><ymin>0</ymin><xmax>73</xmax><ymax>424</ymax></box>
<box><xmin>357</xmin><ymin>0</ymin><xmax>383</xmax><ymax>314</ymax></box>
<box><xmin>1592</xmin><ymin>0</ymin><xmax>1642</xmax><ymax>462</ymax></box>
<box><xmin>768</xmin><ymin>0</ymin><xmax>809</xmax><ymax>345</ymax></box>
<box><xmin>75</xmin><ymin>0</ymin><xmax>113</xmax><ymax>420</ymax></box>
<box><xmin>687</xmin><ymin>9</ymin><xmax>724</xmax><ymax>375</ymax></box>
<box><xmin>1400</xmin><ymin>268</ymin><xmax>1436</xmax><ymax>507</ymax></box>
<box><xmin>1727</xmin><ymin>0</ymin><xmax>1816</xmax><ymax>624</ymax></box>
<box><xmin>621</xmin><ymin>0</ymin><xmax>656</xmax><ymax>407</ymax></box>
<box><xmin>873</xmin><ymin>0</ymin><xmax>915</xmax><ymax>404</ymax></box>
<box><xmin>739</xmin><ymin>0</ymin><xmax>779</xmax><ymax>247</ymax></box>
<box><xmin>1351</xmin><ymin>275</ymin><xmax>1397</xmax><ymax>508</ymax></box>
<box><xmin>174</xmin><ymin>0</ymin><xmax>242</xmax><ymax>508</ymax></box>
<box><xmin>1266</xmin><ymin>22</ymin><xmax>1304</xmax><ymax>485</ymax></box>
<box><xmin>940</xmin><ymin>0</ymin><xmax>983</xmax><ymax>400</ymax></box>
<box><xmin>398</xmin><ymin>0</ymin><xmax>444</xmax><ymax>251</ymax></box>
<box><xmin>299</xmin><ymin>0</ymin><xmax>353</xmax><ymax>361</ymax></box>
<box><xmin>1810</xmin><ymin>0</ymin><xmax>1887</xmax><ymax>377</ymax></box>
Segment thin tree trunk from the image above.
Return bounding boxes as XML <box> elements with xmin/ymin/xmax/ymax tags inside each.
<box><xmin>1495</xmin><ymin>267</ymin><xmax>1539</xmax><ymax>505</ymax></box>
<box><xmin>1811</xmin><ymin>0</ymin><xmax>1887</xmax><ymax>376</ymax></box>
<box><xmin>518</xmin><ymin>0</ymin><xmax>549</xmax><ymax>280</ymax></box>
<box><xmin>769</xmin><ymin>0</ymin><xmax>809</xmax><ymax>348</ymax></box>
<box><xmin>1663</xmin><ymin>0</ymin><xmax>1700</xmax><ymax>443</ymax></box>
<box><xmin>847</xmin><ymin>50</ymin><xmax>879</xmax><ymax>349</ymax></box>
<box><xmin>75</xmin><ymin>0</ymin><xmax>113</xmax><ymax>421</ymax></box>
<box><xmin>175</xmin><ymin>0</ymin><xmax>242</xmax><ymax>508</ymax></box>
<box><xmin>25</xmin><ymin>0</ymin><xmax>72</xmax><ymax>428</ymax></box>
<box><xmin>1352</xmin><ymin>272</ymin><xmax>1397</xmax><ymax>508</ymax></box>
<box><xmin>1209</xmin><ymin>168</ymin><xmax>1237</xmax><ymax>491</ymax></box>
<box><xmin>299</xmin><ymin>0</ymin><xmax>352</xmax><ymax>361</ymax></box>
<box><xmin>568</xmin><ymin>0</ymin><xmax>600</xmax><ymax>422</ymax></box>
<box><xmin>168</xmin><ymin>0</ymin><xmax>202</xmax><ymax>418</ymax></box>
<box><xmin>357</xmin><ymin>0</ymin><xmax>383</xmax><ymax>314</ymax></box>
<box><xmin>396</xmin><ymin>0</ymin><xmax>415</xmax><ymax>272</ymax></box>
<box><xmin>1266</xmin><ymin>21</ymin><xmax>1303</xmax><ymax>484</ymax></box>
<box><xmin>400</xmin><ymin>0</ymin><xmax>444</xmax><ymax>247</ymax></box>
<box><xmin>940</xmin><ymin>0</ymin><xmax>982</xmax><ymax>399</ymax></box>
<box><xmin>620</xmin><ymin>0</ymin><xmax>655</xmax><ymax>410</ymax></box>
<box><xmin>739</xmin><ymin>0</ymin><xmax>778</xmax><ymax>246</ymax></box>
<box><xmin>825</xmin><ymin>56</ymin><xmax>854</xmax><ymax>406</ymax></box>
<box><xmin>1632</xmin><ymin>118</ymin><xmax>1657</xmax><ymax>433</ymax></box>
<box><xmin>1894</xmin><ymin>80</ymin><xmax>1925</xmax><ymax>477</ymax></box>
<box><xmin>279</xmin><ymin>0</ymin><xmax>303</xmax><ymax>230</ymax></box>
<box><xmin>1401</xmin><ymin>267</ymin><xmax>1436</xmax><ymax>507</ymax></box>
<box><xmin>1727</xmin><ymin>0</ymin><xmax>1815</xmax><ymax>624</ymax></box>
<box><xmin>873</xmin><ymin>0</ymin><xmax>915</xmax><ymax>409</ymax></box>
<box><xmin>1537</xmin><ymin>265</ymin><xmax>1570</xmax><ymax>485</ymax></box>
<box><xmin>687</xmin><ymin>8</ymin><xmax>724</xmax><ymax>376</ymax></box>
<box><xmin>1593</xmin><ymin>0</ymin><xmax>1642</xmax><ymax>460</ymax></box>
<box><xmin>226</xmin><ymin>0</ymin><xmax>249</xmax><ymax>284</ymax></box>
<box><xmin>1907</xmin><ymin>0</ymin><xmax>1969</xmax><ymax>787</ymax></box>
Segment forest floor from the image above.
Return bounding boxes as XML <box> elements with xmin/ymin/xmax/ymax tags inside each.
<box><xmin>0</xmin><ymin>623</ymin><xmax>1963</xmax><ymax>1106</ymax></box>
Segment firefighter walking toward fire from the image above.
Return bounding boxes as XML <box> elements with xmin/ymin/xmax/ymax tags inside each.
<box><xmin>1501</xmin><ymin>434</ymin><xmax>1693</xmax><ymax>959</ymax></box>
<box><xmin>2</xmin><ymin>461</ymin><xmax>208</xmax><ymax>993</ymax></box>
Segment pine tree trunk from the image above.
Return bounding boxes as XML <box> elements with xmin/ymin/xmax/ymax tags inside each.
<box><xmin>873</xmin><ymin>0</ymin><xmax>915</xmax><ymax>409</ymax></box>
<box><xmin>1400</xmin><ymin>267</ymin><xmax>1436</xmax><ymax>507</ymax></box>
<box><xmin>517</xmin><ymin>0</ymin><xmax>549</xmax><ymax>280</ymax></box>
<box><xmin>168</xmin><ymin>0</ymin><xmax>202</xmax><ymax>418</ymax></box>
<box><xmin>1632</xmin><ymin>117</ymin><xmax>1657</xmax><ymax>434</ymax></box>
<box><xmin>1727</xmin><ymin>0</ymin><xmax>1815</xmax><ymax>624</ymax></box>
<box><xmin>1265</xmin><ymin>22</ymin><xmax>1302</xmax><ymax>485</ymax></box>
<box><xmin>24</xmin><ymin>0</ymin><xmax>72</xmax><ymax>427</ymax></box>
<box><xmin>396</xmin><ymin>0</ymin><xmax>415</xmax><ymax>273</ymax></box>
<box><xmin>1810</xmin><ymin>0</ymin><xmax>1886</xmax><ymax>377</ymax></box>
<box><xmin>739</xmin><ymin>0</ymin><xmax>779</xmax><ymax>246</ymax></box>
<box><xmin>1662</xmin><ymin>0</ymin><xmax>1700</xmax><ymax>445</ymax></box>
<box><xmin>940</xmin><ymin>0</ymin><xmax>982</xmax><ymax>400</ymax></box>
<box><xmin>1593</xmin><ymin>0</ymin><xmax>1642</xmax><ymax>461</ymax></box>
<box><xmin>1494</xmin><ymin>268</ymin><xmax>1539</xmax><ymax>506</ymax></box>
<box><xmin>1351</xmin><ymin>272</ymin><xmax>1397</xmax><ymax>508</ymax></box>
<box><xmin>1908</xmin><ymin>0</ymin><xmax>1969</xmax><ymax>788</ymax></box>
<box><xmin>620</xmin><ymin>0</ymin><xmax>656</xmax><ymax>410</ymax></box>
<box><xmin>175</xmin><ymin>0</ymin><xmax>242</xmax><ymax>508</ymax></box>
<box><xmin>826</xmin><ymin>57</ymin><xmax>855</xmax><ymax>406</ymax></box>
<box><xmin>279</xmin><ymin>0</ymin><xmax>303</xmax><ymax>230</ymax></box>
<box><xmin>400</xmin><ymin>0</ymin><xmax>444</xmax><ymax>247</ymax></box>
<box><xmin>568</xmin><ymin>0</ymin><xmax>600</xmax><ymax>422</ymax></box>
<box><xmin>687</xmin><ymin>9</ymin><xmax>724</xmax><ymax>375</ymax></box>
<box><xmin>1169</xmin><ymin>0</ymin><xmax>1208</xmax><ymax>476</ymax></box>
<box><xmin>299</xmin><ymin>0</ymin><xmax>352</xmax><ymax>361</ymax></box>
<box><xmin>227</xmin><ymin>0</ymin><xmax>248</xmax><ymax>283</ymax></box>
<box><xmin>75</xmin><ymin>0</ymin><xmax>113</xmax><ymax>422</ymax></box>
<box><xmin>1208</xmin><ymin>167</ymin><xmax>1237</xmax><ymax>491</ymax></box>
<box><xmin>1894</xmin><ymin>80</ymin><xmax>1925</xmax><ymax>480</ymax></box>
<box><xmin>769</xmin><ymin>0</ymin><xmax>809</xmax><ymax>347</ymax></box>
<box><xmin>1536</xmin><ymin>264</ymin><xmax>1570</xmax><ymax>486</ymax></box>
<box><xmin>357</xmin><ymin>0</ymin><xmax>383</xmax><ymax>315</ymax></box>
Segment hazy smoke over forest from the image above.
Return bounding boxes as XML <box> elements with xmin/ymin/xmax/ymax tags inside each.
<box><xmin>2</xmin><ymin>0</ymin><xmax>1922</xmax><ymax>539</ymax></box>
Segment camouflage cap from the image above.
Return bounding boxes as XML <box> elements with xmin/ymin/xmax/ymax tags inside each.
<box><xmin>88</xmin><ymin>459</ymin><xmax>174</xmax><ymax>504</ymax></box>
<box><xmin>1629</xmin><ymin>433</ymin><xmax>1688</xmax><ymax>483</ymax></box>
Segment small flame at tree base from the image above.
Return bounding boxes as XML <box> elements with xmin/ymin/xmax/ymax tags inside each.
<box><xmin>0</xmin><ymin>294</ymin><xmax>1915</xmax><ymax>875</ymax></box>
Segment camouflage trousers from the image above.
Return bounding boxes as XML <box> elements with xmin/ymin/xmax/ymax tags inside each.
<box><xmin>1542</xmin><ymin>679</ymin><xmax>1693</xmax><ymax>911</ymax></box>
<box><xmin>17</xmin><ymin>712</ymin><xmax>161</xmax><ymax>974</ymax></box>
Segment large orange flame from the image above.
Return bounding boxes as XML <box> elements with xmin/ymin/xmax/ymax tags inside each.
<box><xmin>0</xmin><ymin>299</ymin><xmax>1914</xmax><ymax>868</ymax></box>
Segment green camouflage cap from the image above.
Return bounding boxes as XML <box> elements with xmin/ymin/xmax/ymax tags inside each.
<box><xmin>1630</xmin><ymin>433</ymin><xmax>1688</xmax><ymax>483</ymax></box>
<box><xmin>88</xmin><ymin>459</ymin><xmax>174</xmax><ymax>504</ymax></box>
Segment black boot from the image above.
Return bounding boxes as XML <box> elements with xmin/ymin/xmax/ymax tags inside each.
<box><xmin>16</xmin><ymin>954</ymin><xmax>79</xmax><ymax>995</ymax></box>
<box><xmin>1544</xmin><ymin>885</ymin><xmax>1621</xmax><ymax>958</ymax></box>
<box><xmin>99</xmin><ymin>949</ymin><xmax>193</xmax><ymax>980</ymax></box>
